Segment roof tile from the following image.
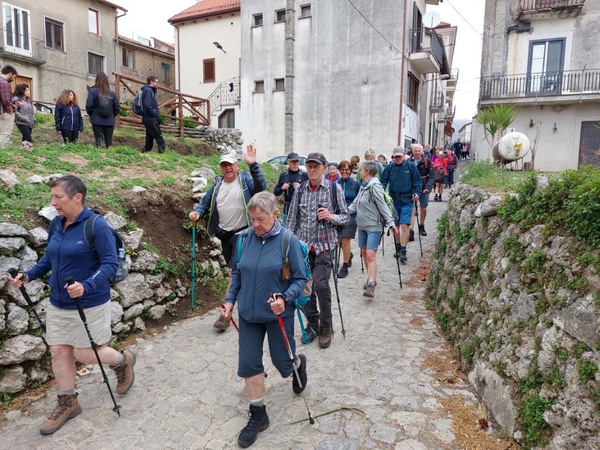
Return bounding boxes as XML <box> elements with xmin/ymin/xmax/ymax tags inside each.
<box><xmin>169</xmin><ymin>0</ymin><xmax>240</xmax><ymax>23</ymax></box>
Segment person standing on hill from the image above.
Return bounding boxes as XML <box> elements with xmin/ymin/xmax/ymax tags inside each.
<box><xmin>86</xmin><ymin>72</ymin><xmax>120</xmax><ymax>148</ymax></box>
<box><xmin>0</xmin><ymin>65</ymin><xmax>18</xmax><ymax>148</ymax></box>
<box><xmin>55</xmin><ymin>90</ymin><xmax>84</xmax><ymax>145</ymax></box>
<box><xmin>273</xmin><ymin>152</ymin><xmax>308</xmax><ymax>227</ymax></box>
<box><xmin>141</xmin><ymin>76</ymin><xmax>166</xmax><ymax>154</ymax></box>
<box><xmin>13</xmin><ymin>83</ymin><xmax>35</xmax><ymax>151</ymax></box>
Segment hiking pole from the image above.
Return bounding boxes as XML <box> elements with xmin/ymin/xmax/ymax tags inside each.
<box><xmin>191</xmin><ymin>219</ymin><xmax>197</xmax><ymax>310</ymax></box>
<box><xmin>7</xmin><ymin>269</ymin><xmax>46</xmax><ymax>332</ymax></box>
<box><xmin>271</xmin><ymin>297</ymin><xmax>314</xmax><ymax>425</ymax></box>
<box><xmin>414</xmin><ymin>201</ymin><xmax>423</xmax><ymax>257</ymax></box>
<box><xmin>320</xmin><ymin>218</ymin><xmax>346</xmax><ymax>339</ymax></box>
<box><xmin>387</xmin><ymin>230</ymin><xmax>402</xmax><ymax>288</ymax></box>
<box><xmin>65</xmin><ymin>277</ymin><xmax>121</xmax><ymax>417</ymax></box>
<box><xmin>360</xmin><ymin>251</ymin><xmax>364</xmax><ymax>273</ymax></box>
<box><xmin>220</xmin><ymin>304</ymin><xmax>239</xmax><ymax>332</ymax></box>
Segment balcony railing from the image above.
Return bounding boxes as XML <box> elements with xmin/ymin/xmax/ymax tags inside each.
<box><xmin>430</xmin><ymin>92</ymin><xmax>444</xmax><ymax>113</ymax></box>
<box><xmin>410</xmin><ymin>28</ymin><xmax>444</xmax><ymax>67</ymax></box>
<box><xmin>518</xmin><ymin>0</ymin><xmax>585</xmax><ymax>13</ymax></box>
<box><xmin>446</xmin><ymin>106</ymin><xmax>455</xmax><ymax>117</ymax></box>
<box><xmin>0</xmin><ymin>33</ymin><xmax>46</xmax><ymax>65</ymax></box>
<box><xmin>480</xmin><ymin>69</ymin><xmax>600</xmax><ymax>101</ymax></box>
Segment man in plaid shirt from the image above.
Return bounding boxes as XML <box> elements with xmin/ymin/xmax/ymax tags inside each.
<box><xmin>0</xmin><ymin>65</ymin><xmax>17</xmax><ymax>148</ymax></box>
<box><xmin>287</xmin><ymin>152</ymin><xmax>350</xmax><ymax>348</ymax></box>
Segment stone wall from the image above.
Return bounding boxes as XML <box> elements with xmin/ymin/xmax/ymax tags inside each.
<box><xmin>190</xmin><ymin>127</ymin><xmax>244</xmax><ymax>159</ymax></box>
<box><xmin>427</xmin><ymin>182</ymin><xmax>600</xmax><ymax>449</ymax></box>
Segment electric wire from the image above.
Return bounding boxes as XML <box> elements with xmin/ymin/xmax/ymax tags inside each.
<box><xmin>346</xmin><ymin>0</ymin><xmax>401</xmax><ymax>53</ymax></box>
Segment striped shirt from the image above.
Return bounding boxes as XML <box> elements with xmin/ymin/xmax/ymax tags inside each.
<box><xmin>287</xmin><ymin>178</ymin><xmax>350</xmax><ymax>255</ymax></box>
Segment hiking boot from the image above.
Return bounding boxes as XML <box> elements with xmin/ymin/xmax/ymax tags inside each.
<box><xmin>347</xmin><ymin>252</ymin><xmax>354</xmax><ymax>268</ymax></box>
<box><xmin>238</xmin><ymin>404</ymin><xmax>269</xmax><ymax>448</ymax></box>
<box><xmin>111</xmin><ymin>351</ymin><xmax>136</xmax><ymax>395</ymax></box>
<box><xmin>39</xmin><ymin>393</ymin><xmax>82</xmax><ymax>435</ymax></box>
<box><xmin>363</xmin><ymin>282</ymin><xmax>376</xmax><ymax>298</ymax></box>
<box><xmin>434</xmin><ymin>194</ymin><xmax>439</xmax><ymax>202</ymax></box>
<box><xmin>319</xmin><ymin>326</ymin><xmax>332</xmax><ymax>349</ymax></box>
<box><xmin>363</xmin><ymin>280</ymin><xmax>378</xmax><ymax>289</ymax></box>
<box><xmin>158</xmin><ymin>147</ymin><xmax>165</xmax><ymax>154</ymax></box>
<box><xmin>409</xmin><ymin>229</ymin><xmax>415</xmax><ymax>242</ymax></box>
<box><xmin>305</xmin><ymin>317</ymin><xmax>319</xmax><ymax>343</ymax></box>
<box><xmin>419</xmin><ymin>224</ymin><xmax>427</xmax><ymax>236</ymax></box>
<box><xmin>337</xmin><ymin>263</ymin><xmax>349</xmax><ymax>278</ymax></box>
<box><xmin>400</xmin><ymin>248</ymin><xmax>407</xmax><ymax>263</ymax></box>
<box><xmin>439</xmin><ymin>194</ymin><xmax>443</xmax><ymax>202</ymax></box>
<box><xmin>213</xmin><ymin>315</ymin><xmax>230</xmax><ymax>331</ymax></box>
<box><xmin>292</xmin><ymin>354</ymin><xmax>308</xmax><ymax>394</ymax></box>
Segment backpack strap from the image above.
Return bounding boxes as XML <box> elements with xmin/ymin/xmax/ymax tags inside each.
<box><xmin>47</xmin><ymin>216</ymin><xmax>61</xmax><ymax>241</ymax></box>
<box><xmin>83</xmin><ymin>214</ymin><xmax>101</xmax><ymax>253</ymax></box>
<box><xmin>282</xmin><ymin>228</ymin><xmax>292</xmax><ymax>265</ymax></box>
<box><xmin>235</xmin><ymin>227</ymin><xmax>253</xmax><ymax>269</ymax></box>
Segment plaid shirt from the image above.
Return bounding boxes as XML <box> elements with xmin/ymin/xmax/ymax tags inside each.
<box><xmin>287</xmin><ymin>178</ymin><xmax>350</xmax><ymax>255</ymax></box>
<box><xmin>0</xmin><ymin>78</ymin><xmax>14</xmax><ymax>114</ymax></box>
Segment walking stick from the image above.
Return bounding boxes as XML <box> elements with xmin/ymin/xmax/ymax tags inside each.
<box><xmin>7</xmin><ymin>269</ymin><xmax>46</xmax><ymax>332</ymax></box>
<box><xmin>191</xmin><ymin>219</ymin><xmax>197</xmax><ymax>309</ymax></box>
<box><xmin>321</xmin><ymin>220</ymin><xmax>346</xmax><ymax>339</ymax></box>
<box><xmin>65</xmin><ymin>277</ymin><xmax>121</xmax><ymax>417</ymax></box>
<box><xmin>220</xmin><ymin>304</ymin><xmax>239</xmax><ymax>332</ymax></box>
<box><xmin>387</xmin><ymin>230</ymin><xmax>403</xmax><ymax>288</ymax></box>
<box><xmin>360</xmin><ymin>252</ymin><xmax>364</xmax><ymax>273</ymax></box>
<box><xmin>414</xmin><ymin>201</ymin><xmax>423</xmax><ymax>257</ymax></box>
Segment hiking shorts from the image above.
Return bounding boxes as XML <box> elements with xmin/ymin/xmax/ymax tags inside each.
<box><xmin>340</xmin><ymin>216</ymin><xmax>357</xmax><ymax>239</ymax></box>
<box><xmin>237</xmin><ymin>315</ymin><xmax>296</xmax><ymax>379</ymax></box>
<box><xmin>358</xmin><ymin>229</ymin><xmax>382</xmax><ymax>251</ymax></box>
<box><xmin>393</xmin><ymin>202</ymin><xmax>413</xmax><ymax>225</ymax></box>
<box><xmin>418</xmin><ymin>192</ymin><xmax>430</xmax><ymax>208</ymax></box>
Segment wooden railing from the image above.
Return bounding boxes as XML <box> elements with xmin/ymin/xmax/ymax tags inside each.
<box><xmin>518</xmin><ymin>0</ymin><xmax>585</xmax><ymax>13</ymax></box>
<box><xmin>113</xmin><ymin>73</ymin><xmax>210</xmax><ymax>136</ymax></box>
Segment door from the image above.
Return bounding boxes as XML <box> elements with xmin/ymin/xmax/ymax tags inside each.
<box><xmin>578</xmin><ymin>121</ymin><xmax>600</xmax><ymax>168</ymax></box>
<box><xmin>11</xmin><ymin>75</ymin><xmax>33</xmax><ymax>100</ymax></box>
<box><xmin>527</xmin><ymin>38</ymin><xmax>565</xmax><ymax>96</ymax></box>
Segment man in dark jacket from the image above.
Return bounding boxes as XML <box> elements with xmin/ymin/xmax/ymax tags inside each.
<box><xmin>409</xmin><ymin>144</ymin><xmax>434</xmax><ymax>239</ymax></box>
<box><xmin>141</xmin><ymin>76</ymin><xmax>166</xmax><ymax>153</ymax></box>
<box><xmin>273</xmin><ymin>152</ymin><xmax>308</xmax><ymax>226</ymax></box>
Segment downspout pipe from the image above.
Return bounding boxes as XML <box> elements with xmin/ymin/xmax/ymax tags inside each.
<box><xmin>397</xmin><ymin>0</ymin><xmax>409</xmax><ymax>146</ymax></box>
<box><xmin>285</xmin><ymin>0</ymin><xmax>295</xmax><ymax>153</ymax></box>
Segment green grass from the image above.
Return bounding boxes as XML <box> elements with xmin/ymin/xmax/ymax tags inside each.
<box><xmin>460</xmin><ymin>161</ymin><xmax>530</xmax><ymax>192</ymax></box>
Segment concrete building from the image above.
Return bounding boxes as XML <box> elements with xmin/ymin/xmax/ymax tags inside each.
<box><xmin>169</xmin><ymin>0</ymin><xmax>241</xmax><ymax>128</ymax></box>
<box><xmin>0</xmin><ymin>0</ymin><xmax>125</xmax><ymax>104</ymax></box>
<box><xmin>240</xmin><ymin>0</ymin><xmax>452</xmax><ymax>162</ymax></box>
<box><xmin>477</xmin><ymin>0</ymin><xmax>600</xmax><ymax>171</ymax></box>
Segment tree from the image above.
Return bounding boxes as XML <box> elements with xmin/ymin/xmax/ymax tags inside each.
<box><xmin>474</xmin><ymin>104</ymin><xmax>516</xmax><ymax>149</ymax></box>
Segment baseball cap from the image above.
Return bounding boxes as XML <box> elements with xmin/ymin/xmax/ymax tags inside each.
<box><xmin>286</xmin><ymin>152</ymin><xmax>300</xmax><ymax>162</ymax></box>
<box><xmin>219</xmin><ymin>154</ymin><xmax>237</xmax><ymax>165</ymax></box>
<box><xmin>392</xmin><ymin>147</ymin><xmax>406</xmax><ymax>157</ymax></box>
<box><xmin>306</xmin><ymin>152</ymin><xmax>327</xmax><ymax>165</ymax></box>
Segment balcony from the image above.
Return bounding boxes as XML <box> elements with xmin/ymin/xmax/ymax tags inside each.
<box><xmin>436</xmin><ymin>114</ymin><xmax>446</xmax><ymax>124</ymax></box>
<box><xmin>409</xmin><ymin>28</ymin><xmax>444</xmax><ymax>75</ymax></box>
<box><xmin>446</xmin><ymin>106</ymin><xmax>455</xmax><ymax>118</ymax></box>
<box><xmin>518</xmin><ymin>0</ymin><xmax>585</xmax><ymax>19</ymax></box>
<box><xmin>479</xmin><ymin>69</ymin><xmax>600</xmax><ymax>106</ymax></box>
<box><xmin>426</xmin><ymin>0</ymin><xmax>441</xmax><ymax>4</ymax></box>
<box><xmin>447</xmin><ymin>68</ymin><xmax>459</xmax><ymax>87</ymax></box>
<box><xmin>0</xmin><ymin>35</ymin><xmax>46</xmax><ymax>66</ymax></box>
<box><xmin>430</xmin><ymin>92</ymin><xmax>444</xmax><ymax>113</ymax></box>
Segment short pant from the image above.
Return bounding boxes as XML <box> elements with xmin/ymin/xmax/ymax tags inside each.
<box><xmin>357</xmin><ymin>229</ymin><xmax>383</xmax><ymax>251</ymax></box>
<box><xmin>418</xmin><ymin>192</ymin><xmax>430</xmax><ymax>208</ymax></box>
<box><xmin>393</xmin><ymin>202</ymin><xmax>414</xmax><ymax>225</ymax></box>
<box><xmin>339</xmin><ymin>216</ymin><xmax>358</xmax><ymax>239</ymax></box>
<box><xmin>46</xmin><ymin>301</ymin><xmax>111</xmax><ymax>348</ymax></box>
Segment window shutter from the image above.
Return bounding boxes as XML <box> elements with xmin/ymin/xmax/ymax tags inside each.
<box><xmin>203</xmin><ymin>59</ymin><xmax>215</xmax><ymax>83</ymax></box>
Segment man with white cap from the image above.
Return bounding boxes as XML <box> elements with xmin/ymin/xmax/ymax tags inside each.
<box><xmin>380</xmin><ymin>147</ymin><xmax>422</xmax><ymax>263</ymax></box>
<box><xmin>189</xmin><ymin>144</ymin><xmax>266</xmax><ymax>331</ymax></box>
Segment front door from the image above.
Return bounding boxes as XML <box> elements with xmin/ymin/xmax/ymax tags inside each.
<box><xmin>578</xmin><ymin>121</ymin><xmax>600</xmax><ymax>168</ymax></box>
<box><xmin>11</xmin><ymin>75</ymin><xmax>33</xmax><ymax>99</ymax></box>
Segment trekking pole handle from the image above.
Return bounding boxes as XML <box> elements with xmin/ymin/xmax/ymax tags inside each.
<box><xmin>65</xmin><ymin>277</ymin><xmax>86</xmax><ymax>323</ymax></box>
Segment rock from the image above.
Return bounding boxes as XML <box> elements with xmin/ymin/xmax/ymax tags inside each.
<box><xmin>142</xmin><ymin>299</ymin><xmax>156</xmax><ymax>308</ymax></box>
<box><xmin>112</xmin><ymin>322</ymin><xmax>131</xmax><ymax>334</ymax></box>
<box><xmin>111</xmin><ymin>301</ymin><xmax>124</xmax><ymax>324</ymax></box>
<box><xmin>7</xmin><ymin>304</ymin><xmax>30</xmax><ymax>335</ymax></box>
<box><xmin>0</xmin><ymin>170</ymin><xmax>19</xmax><ymax>189</ymax></box>
<box><xmin>0</xmin><ymin>223</ymin><xmax>29</xmax><ymax>237</ymax></box>
<box><xmin>104</xmin><ymin>212</ymin><xmax>127</xmax><ymax>230</ymax></box>
<box><xmin>15</xmin><ymin>246</ymin><xmax>38</xmax><ymax>272</ymax></box>
<box><xmin>154</xmin><ymin>284</ymin><xmax>173</xmax><ymax>303</ymax></box>
<box><xmin>38</xmin><ymin>206</ymin><xmax>58</xmax><ymax>221</ymax></box>
<box><xmin>124</xmin><ymin>229</ymin><xmax>144</xmax><ymax>250</ymax></box>
<box><xmin>191</xmin><ymin>168</ymin><xmax>215</xmax><ymax>179</ymax></box>
<box><xmin>29</xmin><ymin>364</ymin><xmax>50</xmax><ymax>383</ymax></box>
<box><xmin>192</xmin><ymin>180</ymin><xmax>207</xmax><ymax>193</ymax></box>
<box><xmin>146</xmin><ymin>273</ymin><xmax>165</xmax><ymax>288</ymax></box>
<box><xmin>32</xmin><ymin>299</ymin><xmax>49</xmax><ymax>329</ymax></box>
<box><xmin>43</xmin><ymin>174</ymin><xmax>63</xmax><ymax>184</ymax></box>
<box><xmin>0</xmin><ymin>237</ymin><xmax>25</xmax><ymax>255</ymax></box>
<box><xmin>0</xmin><ymin>365</ymin><xmax>26</xmax><ymax>394</ymax></box>
<box><xmin>25</xmin><ymin>175</ymin><xmax>44</xmax><ymax>184</ymax></box>
<box><xmin>557</xmin><ymin>298</ymin><xmax>598</xmax><ymax>349</ymax></box>
<box><xmin>0</xmin><ymin>335</ymin><xmax>46</xmax><ymax>365</ymax></box>
<box><xmin>123</xmin><ymin>303</ymin><xmax>144</xmax><ymax>320</ymax></box>
<box><xmin>132</xmin><ymin>186</ymin><xmax>146</xmax><ymax>193</ymax></box>
<box><xmin>5</xmin><ymin>279</ymin><xmax>46</xmax><ymax>307</ymax></box>
<box><xmin>474</xmin><ymin>195</ymin><xmax>503</xmax><ymax>217</ymax></box>
<box><xmin>27</xmin><ymin>227</ymin><xmax>49</xmax><ymax>248</ymax></box>
<box><xmin>131</xmin><ymin>250</ymin><xmax>159</xmax><ymax>271</ymax></box>
<box><xmin>114</xmin><ymin>273</ymin><xmax>154</xmax><ymax>308</ymax></box>
<box><xmin>149</xmin><ymin>305</ymin><xmax>167</xmax><ymax>320</ymax></box>
<box><xmin>133</xmin><ymin>316</ymin><xmax>146</xmax><ymax>331</ymax></box>
<box><xmin>176</xmin><ymin>279</ymin><xmax>187</xmax><ymax>297</ymax></box>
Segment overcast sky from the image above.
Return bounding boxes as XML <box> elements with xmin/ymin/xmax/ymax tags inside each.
<box><xmin>117</xmin><ymin>0</ymin><xmax>484</xmax><ymax>124</ymax></box>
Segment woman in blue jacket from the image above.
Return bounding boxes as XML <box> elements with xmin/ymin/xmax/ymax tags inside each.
<box><xmin>85</xmin><ymin>72</ymin><xmax>120</xmax><ymax>148</ymax></box>
<box><xmin>55</xmin><ymin>90</ymin><xmax>84</xmax><ymax>144</ymax></box>
<box><xmin>8</xmin><ymin>175</ymin><xmax>136</xmax><ymax>435</ymax></box>
<box><xmin>220</xmin><ymin>192</ymin><xmax>308</xmax><ymax>448</ymax></box>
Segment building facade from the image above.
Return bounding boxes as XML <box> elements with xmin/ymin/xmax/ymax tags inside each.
<box><xmin>477</xmin><ymin>0</ymin><xmax>600</xmax><ymax>171</ymax></box>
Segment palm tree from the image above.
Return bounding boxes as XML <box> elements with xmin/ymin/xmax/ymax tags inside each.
<box><xmin>474</xmin><ymin>104</ymin><xmax>516</xmax><ymax>148</ymax></box>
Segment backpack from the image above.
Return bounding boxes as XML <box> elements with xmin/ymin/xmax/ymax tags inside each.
<box><xmin>132</xmin><ymin>91</ymin><xmax>143</xmax><ymax>115</ymax></box>
<box><xmin>434</xmin><ymin>165</ymin><xmax>445</xmax><ymax>183</ymax></box>
<box><xmin>235</xmin><ymin>227</ymin><xmax>312</xmax><ymax>307</ymax></box>
<box><xmin>97</xmin><ymin>95</ymin><xmax>113</xmax><ymax>118</ymax></box>
<box><xmin>368</xmin><ymin>184</ymin><xmax>398</xmax><ymax>223</ymax></box>
<box><xmin>48</xmin><ymin>212</ymin><xmax>129</xmax><ymax>285</ymax></box>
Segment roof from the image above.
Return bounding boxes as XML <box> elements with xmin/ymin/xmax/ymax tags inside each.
<box><xmin>169</xmin><ymin>0</ymin><xmax>240</xmax><ymax>24</ymax></box>
<box><xmin>98</xmin><ymin>0</ymin><xmax>127</xmax><ymax>12</ymax></box>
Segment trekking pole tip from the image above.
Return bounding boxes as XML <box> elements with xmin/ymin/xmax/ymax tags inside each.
<box><xmin>113</xmin><ymin>404</ymin><xmax>122</xmax><ymax>417</ymax></box>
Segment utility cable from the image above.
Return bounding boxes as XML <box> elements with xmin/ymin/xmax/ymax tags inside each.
<box><xmin>346</xmin><ymin>0</ymin><xmax>401</xmax><ymax>53</ymax></box>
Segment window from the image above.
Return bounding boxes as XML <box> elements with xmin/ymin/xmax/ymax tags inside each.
<box><xmin>219</xmin><ymin>109</ymin><xmax>235</xmax><ymax>128</ymax></box>
<box><xmin>275</xmin><ymin>9</ymin><xmax>286</xmax><ymax>22</ymax></box>
<box><xmin>3</xmin><ymin>4</ymin><xmax>31</xmax><ymax>56</ymax></box>
<box><xmin>527</xmin><ymin>38</ymin><xmax>565</xmax><ymax>95</ymax></box>
<box><xmin>254</xmin><ymin>80</ymin><xmax>264</xmax><ymax>93</ymax></box>
<box><xmin>161</xmin><ymin>63</ymin><xmax>171</xmax><ymax>84</ymax></box>
<box><xmin>274</xmin><ymin>78</ymin><xmax>285</xmax><ymax>91</ymax></box>
<box><xmin>45</xmin><ymin>18</ymin><xmax>64</xmax><ymax>51</ymax></box>
<box><xmin>300</xmin><ymin>4</ymin><xmax>311</xmax><ymax>18</ymax></box>
<box><xmin>407</xmin><ymin>73</ymin><xmax>419</xmax><ymax>111</ymax></box>
<box><xmin>253</xmin><ymin>14</ymin><xmax>263</xmax><ymax>26</ymax></box>
<box><xmin>203</xmin><ymin>58</ymin><xmax>215</xmax><ymax>83</ymax></box>
<box><xmin>88</xmin><ymin>52</ymin><xmax>104</xmax><ymax>75</ymax></box>
<box><xmin>89</xmin><ymin>9</ymin><xmax>99</xmax><ymax>35</ymax></box>
<box><xmin>122</xmin><ymin>48</ymin><xmax>135</xmax><ymax>69</ymax></box>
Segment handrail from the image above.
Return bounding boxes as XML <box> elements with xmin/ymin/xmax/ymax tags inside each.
<box><xmin>409</xmin><ymin>28</ymin><xmax>444</xmax><ymax>67</ymax></box>
<box><xmin>518</xmin><ymin>0</ymin><xmax>585</xmax><ymax>13</ymax></box>
<box><xmin>206</xmin><ymin>77</ymin><xmax>240</xmax><ymax>116</ymax></box>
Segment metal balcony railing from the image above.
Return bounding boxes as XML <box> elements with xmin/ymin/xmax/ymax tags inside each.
<box><xmin>446</xmin><ymin>106</ymin><xmax>455</xmax><ymax>117</ymax></box>
<box><xmin>518</xmin><ymin>0</ymin><xmax>585</xmax><ymax>13</ymax></box>
<box><xmin>0</xmin><ymin>31</ymin><xmax>46</xmax><ymax>64</ymax></box>
<box><xmin>430</xmin><ymin>92</ymin><xmax>444</xmax><ymax>112</ymax></box>
<box><xmin>409</xmin><ymin>28</ymin><xmax>444</xmax><ymax>67</ymax></box>
<box><xmin>479</xmin><ymin>69</ymin><xmax>600</xmax><ymax>101</ymax></box>
<box><xmin>207</xmin><ymin>77</ymin><xmax>240</xmax><ymax>116</ymax></box>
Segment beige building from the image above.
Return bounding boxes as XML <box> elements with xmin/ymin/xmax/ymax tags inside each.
<box><xmin>0</xmin><ymin>0</ymin><xmax>125</xmax><ymax>104</ymax></box>
<box><xmin>476</xmin><ymin>0</ymin><xmax>600</xmax><ymax>171</ymax></box>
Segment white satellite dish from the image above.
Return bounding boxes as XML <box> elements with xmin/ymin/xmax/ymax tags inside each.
<box><xmin>423</xmin><ymin>11</ymin><xmax>442</xmax><ymax>29</ymax></box>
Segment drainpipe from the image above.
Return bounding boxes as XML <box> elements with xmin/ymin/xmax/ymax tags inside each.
<box><xmin>285</xmin><ymin>0</ymin><xmax>295</xmax><ymax>153</ymax></box>
<box><xmin>397</xmin><ymin>0</ymin><xmax>409</xmax><ymax>145</ymax></box>
<box><xmin>175</xmin><ymin>25</ymin><xmax>181</xmax><ymax>91</ymax></box>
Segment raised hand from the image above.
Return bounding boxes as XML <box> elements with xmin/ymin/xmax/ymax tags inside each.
<box><xmin>244</xmin><ymin>143</ymin><xmax>257</xmax><ymax>165</ymax></box>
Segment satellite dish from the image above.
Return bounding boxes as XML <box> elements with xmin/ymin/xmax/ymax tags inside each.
<box><xmin>423</xmin><ymin>11</ymin><xmax>441</xmax><ymax>29</ymax></box>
